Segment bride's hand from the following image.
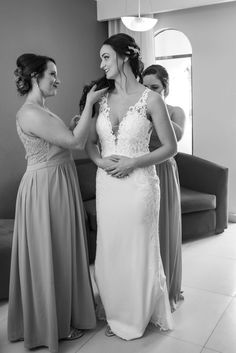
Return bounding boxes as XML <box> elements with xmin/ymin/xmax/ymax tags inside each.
<box><xmin>105</xmin><ymin>155</ymin><xmax>135</xmax><ymax>178</ymax></box>
<box><xmin>99</xmin><ymin>156</ymin><xmax>118</xmax><ymax>170</ymax></box>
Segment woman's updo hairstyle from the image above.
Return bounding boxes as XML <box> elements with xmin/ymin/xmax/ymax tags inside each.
<box><xmin>14</xmin><ymin>53</ymin><xmax>56</xmax><ymax>96</ymax></box>
<box><xmin>142</xmin><ymin>64</ymin><xmax>169</xmax><ymax>96</ymax></box>
<box><xmin>103</xmin><ymin>33</ymin><xmax>144</xmax><ymax>83</ymax></box>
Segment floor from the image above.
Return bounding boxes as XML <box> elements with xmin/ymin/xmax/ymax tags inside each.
<box><xmin>1</xmin><ymin>223</ymin><xmax>236</xmax><ymax>353</ymax></box>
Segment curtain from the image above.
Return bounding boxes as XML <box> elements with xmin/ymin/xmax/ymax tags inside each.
<box><xmin>108</xmin><ymin>18</ymin><xmax>155</xmax><ymax>69</ymax></box>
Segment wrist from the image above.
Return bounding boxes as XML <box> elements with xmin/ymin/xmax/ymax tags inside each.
<box><xmin>96</xmin><ymin>158</ymin><xmax>104</xmax><ymax>169</ymax></box>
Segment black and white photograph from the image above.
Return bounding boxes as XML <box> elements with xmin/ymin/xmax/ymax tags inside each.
<box><xmin>0</xmin><ymin>1</ymin><xmax>235</xmax><ymax>352</ymax></box>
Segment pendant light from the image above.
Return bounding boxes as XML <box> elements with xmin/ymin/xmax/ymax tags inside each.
<box><xmin>121</xmin><ymin>0</ymin><xmax>157</xmax><ymax>32</ymax></box>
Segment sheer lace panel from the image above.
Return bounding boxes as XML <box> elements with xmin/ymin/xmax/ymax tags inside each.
<box><xmin>16</xmin><ymin>120</ymin><xmax>50</xmax><ymax>165</ymax></box>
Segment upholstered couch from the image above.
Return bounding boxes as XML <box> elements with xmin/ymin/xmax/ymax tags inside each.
<box><xmin>75</xmin><ymin>152</ymin><xmax>228</xmax><ymax>264</ymax></box>
<box><xmin>175</xmin><ymin>153</ymin><xmax>228</xmax><ymax>239</ymax></box>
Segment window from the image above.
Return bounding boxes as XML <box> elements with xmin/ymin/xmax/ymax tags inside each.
<box><xmin>154</xmin><ymin>29</ymin><xmax>193</xmax><ymax>154</ymax></box>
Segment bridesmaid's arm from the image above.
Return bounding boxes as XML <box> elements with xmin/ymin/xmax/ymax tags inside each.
<box><xmin>169</xmin><ymin>105</ymin><xmax>186</xmax><ymax>141</ymax></box>
<box><xmin>18</xmin><ymin>86</ymin><xmax>107</xmax><ymax>150</ymax></box>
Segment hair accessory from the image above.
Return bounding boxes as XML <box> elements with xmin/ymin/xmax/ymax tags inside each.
<box><xmin>127</xmin><ymin>46</ymin><xmax>140</xmax><ymax>58</ymax></box>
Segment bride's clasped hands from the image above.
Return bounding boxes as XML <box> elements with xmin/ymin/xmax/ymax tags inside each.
<box><xmin>102</xmin><ymin>155</ymin><xmax>135</xmax><ymax>178</ymax></box>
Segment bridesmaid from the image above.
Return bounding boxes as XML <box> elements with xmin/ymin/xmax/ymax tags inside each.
<box><xmin>8</xmin><ymin>53</ymin><xmax>107</xmax><ymax>353</ymax></box>
<box><xmin>142</xmin><ymin>64</ymin><xmax>185</xmax><ymax>311</ymax></box>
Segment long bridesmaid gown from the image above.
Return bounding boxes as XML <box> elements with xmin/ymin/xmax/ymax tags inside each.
<box><xmin>149</xmin><ymin>127</ymin><xmax>183</xmax><ymax>311</ymax></box>
<box><xmin>8</xmin><ymin>113</ymin><xmax>96</xmax><ymax>353</ymax></box>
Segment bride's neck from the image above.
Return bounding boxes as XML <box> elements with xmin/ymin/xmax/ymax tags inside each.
<box><xmin>115</xmin><ymin>75</ymin><xmax>140</xmax><ymax>95</ymax></box>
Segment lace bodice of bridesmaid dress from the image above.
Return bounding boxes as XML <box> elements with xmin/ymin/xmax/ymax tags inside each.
<box><xmin>96</xmin><ymin>88</ymin><xmax>152</xmax><ymax>158</ymax></box>
<box><xmin>16</xmin><ymin>120</ymin><xmax>50</xmax><ymax>165</ymax></box>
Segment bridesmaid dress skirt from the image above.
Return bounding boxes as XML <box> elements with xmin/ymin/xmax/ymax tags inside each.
<box><xmin>156</xmin><ymin>158</ymin><xmax>183</xmax><ymax>311</ymax></box>
<box><xmin>8</xmin><ymin>157</ymin><xmax>96</xmax><ymax>353</ymax></box>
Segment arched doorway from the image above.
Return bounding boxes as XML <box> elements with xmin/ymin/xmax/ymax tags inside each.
<box><xmin>154</xmin><ymin>29</ymin><xmax>192</xmax><ymax>154</ymax></box>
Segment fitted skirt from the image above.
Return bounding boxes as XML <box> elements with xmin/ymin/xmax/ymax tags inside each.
<box><xmin>95</xmin><ymin>166</ymin><xmax>173</xmax><ymax>340</ymax></box>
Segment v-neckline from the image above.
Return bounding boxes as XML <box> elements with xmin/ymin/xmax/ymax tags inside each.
<box><xmin>105</xmin><ymin>88</ymin><xmax>148</xmax><ymax>140</ymax></box>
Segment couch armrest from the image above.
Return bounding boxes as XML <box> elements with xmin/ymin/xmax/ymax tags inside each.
<box><xmin>175</xmin><ymin>152</ymin><xmax>228</xmax><ymax>233</ymax></box>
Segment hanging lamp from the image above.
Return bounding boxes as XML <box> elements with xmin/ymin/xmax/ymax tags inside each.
<box><xmin>121</xmin><ymin>0</ymin><xmax>157</xmax><ymax>32</ymax></box>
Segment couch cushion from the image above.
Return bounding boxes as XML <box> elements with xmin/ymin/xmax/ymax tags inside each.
<box><xmin>84</xmin><ymin>199</ymin><xmax>97</xmax><ymax>231</ymax></box>
<box><xmin>181</xmin><ymin>187</ymin><xmax>216</xmax><ymax>214</ymax></box>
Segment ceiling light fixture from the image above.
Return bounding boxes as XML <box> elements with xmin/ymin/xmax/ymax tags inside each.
<box><xmin>121</xmin><ymin>0</ymin><xmax>158</xmax><ymax>32</ymax></box>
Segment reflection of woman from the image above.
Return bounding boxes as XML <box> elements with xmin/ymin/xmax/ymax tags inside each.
<box><xmin>142</xmin><ymin>64</ymin><xmax>185</xmax><ymax>311</ymax></box>
<box><xmin>86</xmin><ymin>34</ymin><xmax>176</xmax><ymax>340</ymax></box>
<box><xmin>8</xmin><ymin>53</ymin><xmax>107</xmax><ymax>352</ymax></box>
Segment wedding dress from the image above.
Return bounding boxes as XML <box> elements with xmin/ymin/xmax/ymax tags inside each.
<box><xmin>95</xmin><ymin>87</ymin><xmax>173</xmax><ymax>340</ymax></box>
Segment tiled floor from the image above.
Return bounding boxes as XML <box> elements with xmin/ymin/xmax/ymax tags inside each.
<box><xmin>1</xmin><ymin>223</ymin><xmax>236</xmax><ymax>353</ymax></box>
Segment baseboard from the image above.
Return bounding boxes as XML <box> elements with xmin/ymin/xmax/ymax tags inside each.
<box><xmin>229</xmin><ymin>212</ymin><xmax>236</xmax><ymax>223</ymax></box>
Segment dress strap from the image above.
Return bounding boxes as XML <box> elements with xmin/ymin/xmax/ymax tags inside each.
<box><xmin>99</xmin><ymin>93</ymin><xmax>109</xmax><ymax>114</ymax></box>
<box><xmin>142</xmin><ymin>87</ymin><xmax>151</xmax><ymax>105</ymax></box>
<box><xmin>135</xmin><ymin>87</ymin><xmax>151</xmax><ymax>114</ymax></box>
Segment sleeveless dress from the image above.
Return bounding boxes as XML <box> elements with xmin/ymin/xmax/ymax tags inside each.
<box><xmin>95</xmin><ymin>88</ymin><xmax>173</xmax><ymax>340</ymax></box>
<box><xmin>8</xmin><ymin>116</ymin><xmax>96</xmax><ymax>353</ymax></box>
<box><xmin>150</xmin><ymin>127</ymin><xmax>183</xmax><ymax>311</ymax></box>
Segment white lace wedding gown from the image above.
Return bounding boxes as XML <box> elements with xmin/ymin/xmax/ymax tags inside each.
<box><xmin>95</xmin><ymin>88</ymin><xmax>173</xmax><ymax>340</ymax></box>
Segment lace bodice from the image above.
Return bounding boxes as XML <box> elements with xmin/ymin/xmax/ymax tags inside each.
<box><xmin>16</xmin><ymin>120</ymin><xmax>50</xmax><ymax>165</ymax></box>
<box><xmin>16</xmin><ymin>120</ymin><xmax>69</xmax><ymax>165</ymax></box>
<box><xmin>96</xmin><ymin>88</ymin><xmax>152</xmax><ymax>158</ymax></box>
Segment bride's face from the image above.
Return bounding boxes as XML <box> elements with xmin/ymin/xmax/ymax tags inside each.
<box><xmin>100</xmin><ymin>44</ymin><xmax>123</xmax><ymax>80</ymax></box>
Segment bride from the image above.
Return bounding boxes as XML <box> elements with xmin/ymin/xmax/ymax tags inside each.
<box><xmin>86</xmin><ymin>33</ymin><xmax>176</xmax><ymax>340</ymax></box>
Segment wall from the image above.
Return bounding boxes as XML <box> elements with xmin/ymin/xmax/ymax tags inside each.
<box><xmin>0</xmin><ymin>0</ymin><xmax>107</xmax><ymax>218</ymax></box>
<box><xmin>153</xmin><ymin>3</ymin><xmax>236</xmax><ymax>219</ymax></box>
<box><xmin>97</xmin><ymin>0</ymin><xmax>236</xmax><ymax>20</ymax></box>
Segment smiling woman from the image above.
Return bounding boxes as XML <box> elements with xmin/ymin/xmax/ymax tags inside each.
<box><xmin>8</xmin><ymin>53</ymin><xmax>108</xmax><ymax>352</ymax></box>
<box><xmin>86</xmin><ymin>33</ymin><xmax>176</xmax><ymax>340</ymax></box>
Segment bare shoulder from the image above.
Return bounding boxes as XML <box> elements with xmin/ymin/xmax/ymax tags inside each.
<box><xmin>147</xmin><ymin>90</ymin><xmax>165</xmax><ymax>111</ymax></box>
<box><xmin>17</xmin><ymin>105</ymin><xmax>50</xmax><ymax>131</ymax></box>
<box><xmin>17</xmin><ymin>104</ymin><xmax>48</xmax><ymax>121</ymax></box>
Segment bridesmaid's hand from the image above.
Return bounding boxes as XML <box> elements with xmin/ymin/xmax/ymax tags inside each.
<box><xmin>105</xmin><ymin>155</ymin><xmax>135</xmax><ymax>178</ymax></box>
<box><xmin>86</xmin><ymin>85</ymin><xmax>108</xmax><ymax>106</ymax></box>
<box><xmin>69</xmin><ymin>115</ymin><xmax>80</xmax><ymax>130</ymax></box>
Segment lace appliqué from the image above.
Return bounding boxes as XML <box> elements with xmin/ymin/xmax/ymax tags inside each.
<box><xmin>16</xmin><ymin>120</ymin><xmax>49</xmax><ymax>165</ymax></box>
<box><xmin>97</xmin><ymin>88</ymin><xmax>152</xmax><ymax>158</ymax></box>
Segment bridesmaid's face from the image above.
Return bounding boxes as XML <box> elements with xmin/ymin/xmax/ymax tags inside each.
<box><xmin>143</xmin><ymin>74</ymin><xmax>165</xmax><ymax>97</ymax></box>
<box><xmin>100</xmin><ymin>44</ymin><xmax>123</xmax><ymax>80</ymax></box>
<box><xmin>37</xmin><ymin>61</ymin><xmax>60</xmax><ymax>98</ymax></box>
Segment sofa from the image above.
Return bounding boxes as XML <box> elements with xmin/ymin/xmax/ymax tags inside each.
<box><xmin>75</xmin><ymin>152</ymin><xmax>228</xmax><ymax>264</ymax></box>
